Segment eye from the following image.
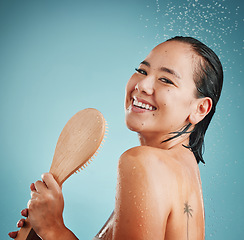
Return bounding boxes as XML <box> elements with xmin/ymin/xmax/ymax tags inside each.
<box><xmin>159</xmin><ymin>77</ymin><xmax>174</xmax><ymax>85</ymax></box>
<box><xmin>135</xmin><ymin>68</ymin><xmax>147</xmax><ymax>76</ymax></box>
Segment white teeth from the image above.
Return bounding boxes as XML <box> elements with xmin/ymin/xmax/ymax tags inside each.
<box><xmin>133</xmin><ymin>99</ymin><xmax>156</xmax><ymax>111</ymax></box>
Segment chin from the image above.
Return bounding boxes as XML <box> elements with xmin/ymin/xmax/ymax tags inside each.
<box><xmin>125</xmin><ymin>116</ymin><xmax>150</xmax><ymax>135</ymax></box>
<box><xmin>125</xmin><ymin>114</ymin><xmax>141</xmax><ymax>133</ymax></box>
<box><xmin>125</xmin><ymin>118</ymin><xmax>138</xmax><ymax>132</ymax></box>
<box><xmin>126</xmin><ymin>123</ymin><xmax>140</xmax><ymax>133</ymax></box>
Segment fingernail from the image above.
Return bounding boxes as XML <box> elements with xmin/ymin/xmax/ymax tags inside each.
<box><xmin>21</xmin><ymin>208</ymin><xmax>27</xmax><ymax>216</ymax></box>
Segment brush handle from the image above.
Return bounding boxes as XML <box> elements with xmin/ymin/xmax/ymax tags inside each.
<box><xmin>13</xmin><ymin>109</ymin><xmax>106</xmax><ymax>240</ymax></box>
<box><xmin>15</xmin><ymin>218</ymin><xmax>40</xmax><ymax>240</ymax></box>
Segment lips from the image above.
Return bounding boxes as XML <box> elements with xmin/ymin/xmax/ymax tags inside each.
<box><xmin>132</xmin><ymin>97</ymin><xmax>157</xmax><ymax>111</ymax></box>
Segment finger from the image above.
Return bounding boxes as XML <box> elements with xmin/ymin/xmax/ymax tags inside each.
<box><xmin>41</xmin><ymin>173</ymin><xmax>61</xmax><ymax>193</ymax></box>
<box><xmin>8</xmin><ymin>231</ymin><xmax>18</xmax><ymax>238</ymax></box>
<box><xmin>17</xmin><ymin>218</ymin><xmax>25</xmax><ymax>228</ymax></box>
<box><xmin>27</xmin><ymin>198</ymin><xmax>38</xmax><ymax>209</ymax></box>
<box><xmin>27</xmin><ymin>199</ymin><xmax>32</xmax><ymax>209</ymax></box>
<box><xmin>31</xmin><ymin>191</ymin><xmax>39</xmax><ymax>199</ymax></box>
<box><xmin>30</xmin><ymin>182</ymin><xmax>36</xmax><ymax>192</ymax></box>
<box><xmin>34</xmin><ymin>180</ymin><xmax>47</xmax><ymax>193</ymax></box>
<box><xmin>21</xmin><ymin>208</ymin><xmax>28</xmax><ymax>217</ymax></box>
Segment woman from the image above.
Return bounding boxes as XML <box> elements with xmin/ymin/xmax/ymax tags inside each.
<box><xmin>9</xmin><ymin>36</ymin><xmax>223</xmax><ymax>240</ymax></box>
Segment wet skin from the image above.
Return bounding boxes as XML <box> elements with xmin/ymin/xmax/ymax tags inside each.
<box><xmin>10</xmin><ymin>41</ymin><xmax>211</xmax><ymax>240</ymax></box>
<box><xmin>96</xmin><ymin>145</ymin><xmax>205</xmax><ymax>240</ymax></box>
<box><xmin>96</xmin><ymin>41</ymin><xmax>210</xmax><ymax>239</ymax></box>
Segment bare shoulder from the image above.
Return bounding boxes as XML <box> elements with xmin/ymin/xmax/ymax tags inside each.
<box><xmin>119</xmin><ymin>145</ymin><xmax>173</xmax><ymax>169</ymax></box>
<box><xmin>118</xmin><ymin>146</ymin><xmax>181</xmax><ymax>184</ymax></box>
<box><xmin>118</xmin><ymin>145</ymin><xmax>199</xmax><ymax>197</ymax></box>
<box><xmin>118</xmin><ymin>146</ymin><xmax>178</xmax><ymax>197</ymax></box>
<box><xmin>113</xmin><ymin>146</ymin><xmax>176</xmax><ymax>239</ymax></box>
<box><xmin>113</xmin><ymin>146</ymin><xmax>204</xmax><ymax>240</ymax></box>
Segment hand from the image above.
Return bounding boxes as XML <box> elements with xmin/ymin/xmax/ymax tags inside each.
<box><xmin>27</xmin><ymin>173</ymin><xmax>65</xmax><ymax>239</ymax></box>
<box><xmin>8</xmin><ymin>209</ymin><xmax>28</xmax><ymax>238</ymax></box>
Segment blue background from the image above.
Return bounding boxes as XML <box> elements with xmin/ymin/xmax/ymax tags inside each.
<box><xmin>1</xmin><ymin>0</ymin><xmax>243</xmax><ymax>239</ymax></box>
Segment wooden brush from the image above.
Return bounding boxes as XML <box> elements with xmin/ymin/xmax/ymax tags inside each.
<box><xmin>15</xmin><ymin>108</ymin><xmax>107</xmax><ymax>240</ymax></box>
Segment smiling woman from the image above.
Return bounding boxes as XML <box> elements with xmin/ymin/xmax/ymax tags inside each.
<box><xmin>9</xmin><ymin>36</ymin><xmax>223</xmax><ymax>240</ymax></box>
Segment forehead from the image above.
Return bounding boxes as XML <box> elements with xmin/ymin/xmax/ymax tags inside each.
<box><xmin>145</xmin><ymin>41</ymin><xmax>196</xmax><ymax>79</ymax></box>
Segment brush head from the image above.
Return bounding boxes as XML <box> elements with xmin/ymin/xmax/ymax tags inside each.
<box><xmin>49</xmin><ymin>108</ymin><xmax>106</xmax><ymax>185</ymax></box>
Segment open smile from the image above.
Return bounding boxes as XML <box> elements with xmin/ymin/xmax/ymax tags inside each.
<box><xmin>132</xmin><ymin>97</ymin><xmax>157</xmax><ymax>111</ymax></box>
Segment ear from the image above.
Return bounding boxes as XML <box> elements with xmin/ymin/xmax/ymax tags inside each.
<box><xmin>189</xmin><ymin>97</ymin><xmax>212</xmax><ymax>125</ymax></box>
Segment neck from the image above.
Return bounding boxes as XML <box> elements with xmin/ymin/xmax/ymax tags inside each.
<box><xmin>138</xmin><ymin>131</ymin><xmax>191</xmax><ymax>150</ymax></box>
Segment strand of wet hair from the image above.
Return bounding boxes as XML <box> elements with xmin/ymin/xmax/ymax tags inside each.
<box><xmin>161</xmin><ymin>123</ymin><xmax>193</xmax><ymax>143</ymax></box>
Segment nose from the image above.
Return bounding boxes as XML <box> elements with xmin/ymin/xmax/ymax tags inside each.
<box><xmin>135</xmin><ymin>76</ymin><xmax>154</xmax><ymax>95</ymax></box>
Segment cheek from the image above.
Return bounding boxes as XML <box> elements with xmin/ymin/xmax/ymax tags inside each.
<box><xmin>156</xmin><ymin>88</ymin><xmax>189</xmax><ymax>117</ymax></box>
<box><xmin>127</xmin><ymin>74</ymin><xmax>137</xmax><ymax>89</ymax></box>
<box><xmin>156</xmin><ymin>88</ymin><xmax>173</xmax><ymax>108</ymax></box>
<box><xmin>125</xmin><ymin>75</ymin><xmax>136</xmax><ymax>98</ymax></box>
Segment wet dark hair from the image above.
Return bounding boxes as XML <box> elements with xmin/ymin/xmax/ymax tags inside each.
<box><xmin>163</xmin><ymin>36</ymin><xmax>223</xmax><ymax>164</ymax></box>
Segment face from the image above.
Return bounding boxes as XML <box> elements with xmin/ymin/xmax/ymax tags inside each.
<box><xmin>125</xmin><ymin>41</ymin><xmax>199</xmax><ymax>142</ymax></box>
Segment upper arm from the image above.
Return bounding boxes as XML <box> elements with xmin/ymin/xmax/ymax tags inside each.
<box><xmin>113</xmin><ymin>147</ymin><xmax>172</xmax><ymax>240</ymax></box>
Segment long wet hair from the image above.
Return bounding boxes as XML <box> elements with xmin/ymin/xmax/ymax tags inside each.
<box><xmin>164</xmin><ymin>36</ymin><xmax>223</xmax><ymax>164</ymax></box>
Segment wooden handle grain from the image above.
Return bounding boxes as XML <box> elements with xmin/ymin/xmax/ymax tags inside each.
<box><xmin>15</xmin><ymin>218</ymin><xmax>40</xmax><ymax>240</ymax></box>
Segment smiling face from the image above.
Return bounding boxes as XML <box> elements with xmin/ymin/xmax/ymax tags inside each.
<box><xmin>125</xmin><ymin>41</ymin><xmax>202</xmax><ymax>145</ymax></box>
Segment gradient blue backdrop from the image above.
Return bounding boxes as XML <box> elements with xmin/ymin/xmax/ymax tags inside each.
<box><xmin>1</xmin><ymin>0</ymin><xmax>243</xmax><ymax>239</ymax></box>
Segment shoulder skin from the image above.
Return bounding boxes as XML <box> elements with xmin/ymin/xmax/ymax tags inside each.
<box><xmin>113</xmin><ymin>146</ymin><xmax>177</xmax><ymax>240</ymax></box>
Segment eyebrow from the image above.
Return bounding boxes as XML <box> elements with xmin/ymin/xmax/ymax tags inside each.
<box><xmin>140</xmin><ymin>60</ymin><xmax>181</xmax><ymax>79</ymax></box>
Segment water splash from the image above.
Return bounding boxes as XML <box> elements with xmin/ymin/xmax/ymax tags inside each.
<box><xmin>139</xmin><ymin>0</ymin><xmax>243</xmax><ymax>73</ymax></box>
